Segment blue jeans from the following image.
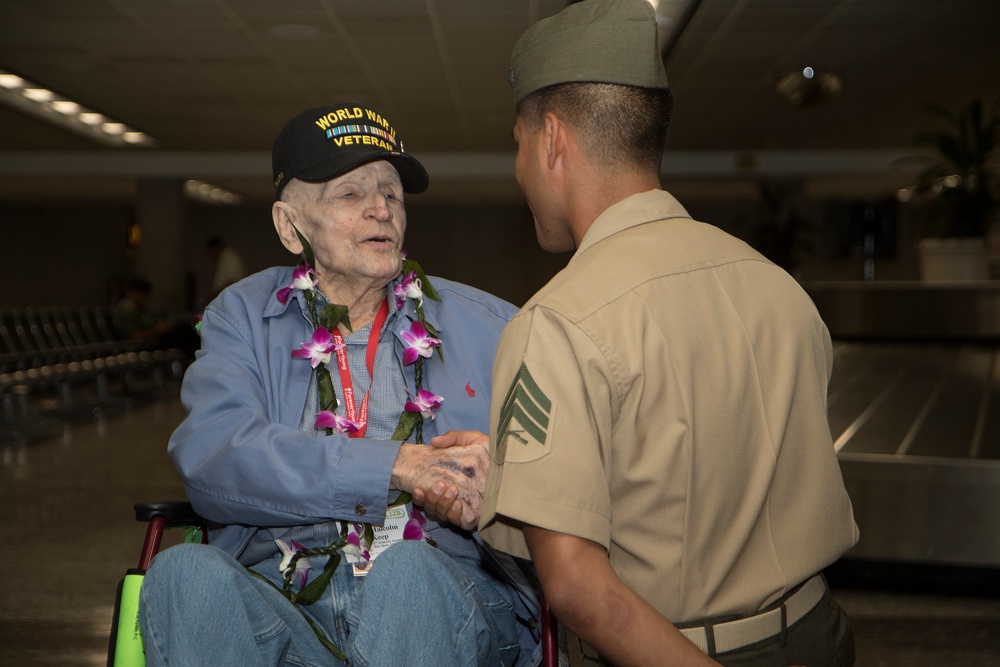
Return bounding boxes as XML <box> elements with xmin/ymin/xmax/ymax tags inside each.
<box><xmin>138</xmin><ymin>540</ymin><xmax>520</xmax><ymax>666</ymax></box>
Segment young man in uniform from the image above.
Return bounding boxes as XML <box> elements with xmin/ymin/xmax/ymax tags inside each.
<box><xmin>476</xmin><ymin>1</ymin><xmax>859</xmax><ymax>665</ymax></box>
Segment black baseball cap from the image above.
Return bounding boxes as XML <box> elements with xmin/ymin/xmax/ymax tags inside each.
<box><xmin>272</xmin><ymin>103</ymin><xmax>429</xmax><ymax>197</ymax></box>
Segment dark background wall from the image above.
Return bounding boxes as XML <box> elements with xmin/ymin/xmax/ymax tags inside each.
<box><xmin>0</xmin><ymin>189</ymin><xmax>920</xmax><ymax>312</ymax></box>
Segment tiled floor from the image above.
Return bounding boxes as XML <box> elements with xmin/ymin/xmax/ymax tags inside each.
<box><xmin>2</xmin><ymin>391</ymin><xmax>999</xmax><ymax>666</ymax></box>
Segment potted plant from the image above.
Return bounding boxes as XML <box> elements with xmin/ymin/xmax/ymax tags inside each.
<box><xmin>731</xmin><ymin>179</ymin><xmax>817</xmax><ymax>277</ymax></box>
<box><xmin>906</xmin><ymin>97</ymin><xmax>1000</xmax><ymax>280</ymax></box>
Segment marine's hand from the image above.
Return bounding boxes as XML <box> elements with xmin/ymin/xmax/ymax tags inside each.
<box><xmin>428</xmin><ymin>430</ymin><xmax>489</xmax><ymax>451</ymax></box>
<box><xmin>393</xmin><ymin>431</ymin><xmax>489</xmax><ymax>530</ymax></box>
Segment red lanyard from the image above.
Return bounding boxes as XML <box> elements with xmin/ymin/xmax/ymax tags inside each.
<box><xmin>330</xmin><ymin>298</ymin><xmax>389</xmax><ymax>438</ymax></box>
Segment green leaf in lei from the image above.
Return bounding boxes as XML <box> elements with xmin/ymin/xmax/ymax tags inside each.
<box><xmin>293</xmin><ymin>225</ymin><xmax>316</xmax><ymax>270</ymax></box>
<box><xmin>402</xmin><ymin>256</ymin><xmax>441</xmax><ymax>302</ymax></box>
<box><xmin>291</xmin><ymin>226</ymin><xmax>351</xmax><ymax>423</ymax></box>
<box><xmin>392</xmin><ymin>410</ymin><xmax>423</xmax><ymax>441</ymax></box>
<box><xmin>319</xmin><ymin>303</ymin><xmax>351</xmax><ymax>332</ymax></box>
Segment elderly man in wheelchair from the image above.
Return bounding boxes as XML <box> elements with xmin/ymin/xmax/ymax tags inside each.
<box><xmin>111</xmin><ymin>102</ymin><xmax>546</xmax><ymax>667</ymax></box>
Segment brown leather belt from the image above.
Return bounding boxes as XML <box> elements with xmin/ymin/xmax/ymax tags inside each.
<box><xmin>679</xmin><ymin>574</ymin><xmax>827</xmax><ymax>655</ymax></box>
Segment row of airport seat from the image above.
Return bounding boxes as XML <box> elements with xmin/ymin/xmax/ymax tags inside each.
<box><xmin>0</xmin><ymin>305</ymin><xmax>187</xmax><ymax>427</ymax></box>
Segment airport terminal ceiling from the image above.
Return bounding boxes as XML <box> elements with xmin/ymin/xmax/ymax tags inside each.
<box><xmin>0</xmin><ymin>0</ymin><xmax>998</xmax><ymax>203</ymax></box>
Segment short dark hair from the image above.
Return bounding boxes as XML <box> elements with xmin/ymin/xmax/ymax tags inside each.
<box><xmin>518</xmin><ymin>82</ymin><xmax>674</xmax><ymax>173</ymax></box>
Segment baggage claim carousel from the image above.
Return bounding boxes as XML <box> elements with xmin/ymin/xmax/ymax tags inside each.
<box><xmin>806</xmin><ymin>282</ymin><xmax>1000</xmax><ymax>582</ymax></box>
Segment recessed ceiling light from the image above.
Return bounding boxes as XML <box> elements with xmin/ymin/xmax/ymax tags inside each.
<box><xmin>51</xmin><ymin>100</ymin><xmax>81</xmax><ymax>115</ymax></box>
<box><xmin>0</xmin><ymin>74</ymin><xmax>24</xmax><ymax>89</ymax></box>
<box><xmin>78</xmin><ymin>112</ymin><xmax>105</xmax><ymax>125</ymax></box>
<box><xmin>23</xmin><ymin>88</ymin><xmax>54</xmax><ymax>102</ymax></box>
<box><xmin>775</xmin><ymin>68</ymin><xmax>842</xmax><ymax>107</ymax></box>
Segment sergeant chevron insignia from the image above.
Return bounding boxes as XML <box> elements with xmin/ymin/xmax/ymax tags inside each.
<box><xmin>495</xmin><ymin>362</ymin><xmax>551</xmax><ymax>463</ymax></box>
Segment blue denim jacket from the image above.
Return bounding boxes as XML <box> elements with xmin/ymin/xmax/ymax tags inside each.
<box><xmin>169</xmin><ymin>266</ymin><xmax>542</xmax><ymax>665</ymax></box>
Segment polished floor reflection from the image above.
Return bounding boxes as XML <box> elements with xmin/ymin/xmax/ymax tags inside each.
<box><xmin>2</xmin><ymin>394</ymin><xmax>999</xmax><ymax>666</ymax></box>
<box><xmin>1</xmin><ymin>395</ymin><xmax>188</xmax><ymax>667</ymax></box>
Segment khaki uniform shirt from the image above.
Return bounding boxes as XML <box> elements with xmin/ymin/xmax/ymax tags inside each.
<box><xmin>480</xmin><ymin>189</ymin><xmax>859</xmax><ymax>623</ymax></box>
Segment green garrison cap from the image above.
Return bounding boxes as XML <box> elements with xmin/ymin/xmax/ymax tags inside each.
<box><xmin>509</xmin><ymin>0</ymin><xmax>670</xmax><ymax>108</ymax></box>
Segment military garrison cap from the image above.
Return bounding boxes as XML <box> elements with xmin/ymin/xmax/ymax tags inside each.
<box><xmin>509</xmin><ymin>0</ymin><xmax>670</xmax><ymax>108</ymax></box>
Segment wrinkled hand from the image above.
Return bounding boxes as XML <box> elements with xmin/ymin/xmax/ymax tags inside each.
<box><xmin>414</xmin><ymin>480</ymin><xmax>466</xmax><ymax>528</ymax></box>
<box><xmin>395</xmin><ymin>430</ymin><xmax>489</xmax><ymax>531</ymax></box>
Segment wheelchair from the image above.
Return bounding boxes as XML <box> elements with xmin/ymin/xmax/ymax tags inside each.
<box><xmin>108</xmin><ymin>501</ymin><xmax>560</xmax><ymax>667</ymax></box>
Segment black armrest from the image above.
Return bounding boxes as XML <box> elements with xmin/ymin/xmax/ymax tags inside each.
<box><xmin>133</xmin><ymin>501</ymin><xmax>202</xmax><ymax>527</ymax></box>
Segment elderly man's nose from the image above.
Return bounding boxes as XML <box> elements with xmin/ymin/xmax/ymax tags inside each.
<box><xmin>367</xmin><ymin>196</ymin><xmax>392</xmax><ymax>221</ymax></box>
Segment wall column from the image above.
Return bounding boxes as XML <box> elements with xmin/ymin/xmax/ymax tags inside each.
<box><xmin>134</xmin><ymin>178</ymin><xmax>186</xmax><ymax>314</ymax></box>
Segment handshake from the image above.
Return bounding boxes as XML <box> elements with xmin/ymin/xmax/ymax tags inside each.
<box><xmin>391</xmin><ymin>430</ymin><xmax>491</xmax><ymax>531</ymax></box>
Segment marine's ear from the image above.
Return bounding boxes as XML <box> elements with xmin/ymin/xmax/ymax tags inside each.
<box><xmin>544</xmin><ymin>112</ymin><xmax>574</xmax><ymax>172</ymax></box>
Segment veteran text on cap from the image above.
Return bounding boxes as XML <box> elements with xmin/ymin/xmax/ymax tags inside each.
<box><xmin>272</xmin><ymin>103</ymin><xmax>428</xmax><ymax>197</ymax></box>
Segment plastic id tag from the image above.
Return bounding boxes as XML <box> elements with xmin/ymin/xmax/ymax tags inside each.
<box><xmin>347</xmin><ymin>504</ymin><xmax>410</xmax><ymax>576</ymax></box>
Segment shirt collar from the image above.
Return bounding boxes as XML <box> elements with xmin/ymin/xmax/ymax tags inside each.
<box><xmin>263</xmin><ymin>267</ymin><xmax>299</xmax><ymax>319</ymax></box>
<box><xmin>573</xmin><ymin>189</ymin><xmax>691</xmax><ymax>259</ymax></box>
<box><xmin>262</xmin><ymin>267</ymin><xmax>443</xmax><ymax>336</ymax></box>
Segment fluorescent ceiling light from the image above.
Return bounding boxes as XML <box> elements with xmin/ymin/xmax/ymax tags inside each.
<box><xmin>184</xmin><ymin>179</ymin><xmax>243</xmax><ymax>206</ymax></box>
<box><xmin>0</xmin><ymin>68</ymin><xmax>154</xmax><ymax>147</ymax></box>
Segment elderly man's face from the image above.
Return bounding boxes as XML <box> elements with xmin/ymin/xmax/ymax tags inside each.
<box><xmin>282</xmin><ymin>160</ymin><xmax>407</xmax><ymax>295</ymax></box>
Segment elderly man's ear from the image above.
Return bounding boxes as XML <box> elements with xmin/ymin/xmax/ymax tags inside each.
<box><xmin>272</xmin><ymin>200</ymin><xmax>304</xmax><ymax>255</ymax></box>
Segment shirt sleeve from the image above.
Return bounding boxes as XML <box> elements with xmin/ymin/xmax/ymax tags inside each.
<box><xmin>168</xmin><ymin>301</ymin><xmax>402</xmax><ymax>528</ymax></box>
<box><xmin>480</xmin><ymin>306</ymin><xmax>614</xmax><ymax>559</ymax></box>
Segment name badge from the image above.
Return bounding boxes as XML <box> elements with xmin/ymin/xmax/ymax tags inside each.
<box><xmin>346</xmin><ymin>504</ymin><xmax>410</xmax><ymax>576</ymax></box>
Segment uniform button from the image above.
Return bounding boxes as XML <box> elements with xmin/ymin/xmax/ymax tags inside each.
<box><xmin>354</xmin><ymin>503</ymin><xmax>367</xmax><ymax>516</ymax></box>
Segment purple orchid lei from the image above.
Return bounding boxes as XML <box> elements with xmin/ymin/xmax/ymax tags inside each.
<box><xmin>249</xmin><ymin>230</ymin><xmax>444</xmax><ymax>660</ymax></box>
<box><xmin>278</xmin><ymin>234</ymin><xmax>444</xmax><ymax>444</ymax></box>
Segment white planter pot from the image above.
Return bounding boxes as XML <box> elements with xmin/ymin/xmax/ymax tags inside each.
<box><xmin>917</xmin><ymin>237</ymin><xmax>990</xmax><ymax>281</ymax></box>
